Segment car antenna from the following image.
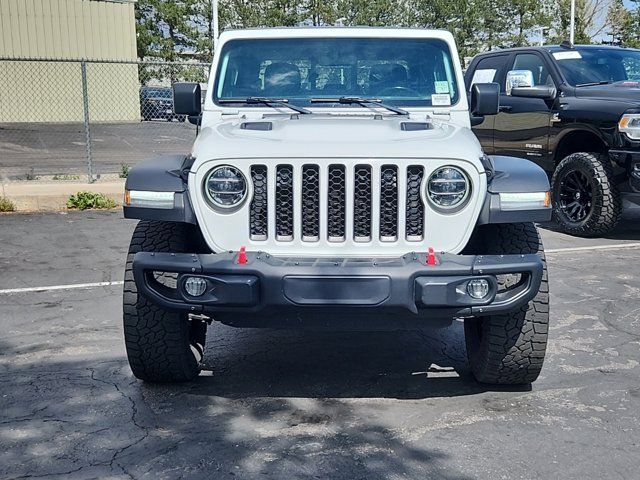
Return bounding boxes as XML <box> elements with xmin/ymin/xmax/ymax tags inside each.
<box><xmin>560</xmin><ymin>40</ymin><xmax>574</xmax><ymax>49</ymax></box>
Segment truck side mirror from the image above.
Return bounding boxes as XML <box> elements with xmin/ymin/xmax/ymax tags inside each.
<box><xmin>505</xmin><ymin>70</ymin><xmax>533</xmax><ymax>95</ymax></box>
<box><xmin>173</xmin><ymin>82</ymin><xmax>202</xmax><ymax>116</ymax></box>
<box><xmin>470</xmin><ymin>82</ymin><xmax>499</xmax><ymax>116</ymax></box>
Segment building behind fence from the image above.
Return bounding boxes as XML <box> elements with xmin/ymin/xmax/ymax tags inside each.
<box><xmin>0</xmin><ymin>0</ymin><xmax>210</xmax><ymax>181</ymax></box>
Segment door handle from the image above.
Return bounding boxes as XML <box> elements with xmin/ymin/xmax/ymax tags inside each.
<box><xmin>499</xmin><ymin>105</ymin><xmax>513</xmax><ymax>112</ymax></box>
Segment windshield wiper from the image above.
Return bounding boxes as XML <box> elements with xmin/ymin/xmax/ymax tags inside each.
<box><xmin>310</xmin><ymin>97</ymin><xmax>409</xmax><ymax>116</ymax></box>
<box><xmin>575</xmin><ymin>80</ymin><xmax>612</xmax><ymax>87</ymax></box>
<box><xmin>218</xmin><ymin>97</ymin><xmax>311</xmax><ymax>114</ymax></box>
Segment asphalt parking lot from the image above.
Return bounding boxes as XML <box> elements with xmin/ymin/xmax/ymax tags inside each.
<box><xmin>1</xmin><ymin>211</ymin><xmax>640</xmax><ymax>479</ymax></box>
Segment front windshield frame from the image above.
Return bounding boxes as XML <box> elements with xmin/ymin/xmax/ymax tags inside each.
<box><xmin>212</xmin><ymin>37</ymin><xmax>461</xmax><ymax>109</ymax></box>
<box><xmin>553</xmin><ymin>47</ymin><xmax>640</xmax><ymax>86</ymax></box>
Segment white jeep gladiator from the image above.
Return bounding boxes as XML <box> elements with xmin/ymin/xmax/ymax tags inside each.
<box><xmin>123</xmin><ymin>28</ymin><xmax>552</xmax><ymax>385</ymax></box>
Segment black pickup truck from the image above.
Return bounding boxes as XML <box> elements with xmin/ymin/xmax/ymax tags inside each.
<box><xmin>465</xmin><ymin>44</ymin><xmax>640</xmax><ymax>236</ymax></box>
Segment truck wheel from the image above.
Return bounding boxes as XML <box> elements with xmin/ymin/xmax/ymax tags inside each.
<box><xmin>551</xmin><ymin>152</ymin><xmax>621</xmax><ymax>237</ymax></box>
<box><xmin>123</xmin><ymin>221</ymin><xmax>207</xmax><ymax>383</ymax></box>
<box><xmin>464</xmin><ymin>223</ymin><xmax>549</xmax><ymax>385</ymax></box>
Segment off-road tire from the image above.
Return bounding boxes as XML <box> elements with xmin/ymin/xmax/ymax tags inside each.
<box><xmin>464</xmin><ymin>223</ymin><xmax>549</xmax><ymax>385</ymax></box>
<box><xmin>551</xmin><ymin>152</ymin><xmax>621</xmax><ymax>237</ymax></box>
<box><xmin>123</xmin><ymin>221</ymin><xmax>206</xmax><ymax>383</ymax></box>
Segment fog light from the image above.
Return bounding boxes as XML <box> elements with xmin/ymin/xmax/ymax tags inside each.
<box><xmin>184</xmin><ymin>277</ymin><xmax>207</xmax><ymax>297</ymax></box>
<box><xmin>467</xmin><ymin>279</ymin><xmax>490</xmax><ymax>299</ymax></box>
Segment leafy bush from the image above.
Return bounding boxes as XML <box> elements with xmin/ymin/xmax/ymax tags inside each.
<box><xmin>0</xmin><ymin>196</ymin><xmax>15</xmax><ymax>212</ymax></box>
<box><xmin>119</xmin><ymin>164</ymin><xmax>131</xmax><ymax>179</ymax></box>
<box><xmin>52</xmin><ymin>174</ymin><xmax>80</xmax><ymax>181</ymax></box>
<box><xmin>67</xmin><ymin>192</ymin><xmax>117</xmax><ymax>210</ymax></box>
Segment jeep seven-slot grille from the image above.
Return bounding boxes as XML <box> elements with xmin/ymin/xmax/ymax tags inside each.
<box><xmin>249</xmin><ymin>164</ymin><xmax>425</xmax><ymax>243</ymax></box>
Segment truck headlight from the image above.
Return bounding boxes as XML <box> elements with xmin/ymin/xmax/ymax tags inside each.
<box><xmin>619</xmin><ymin>114</ymin><xmax>640</xmax><ymax>140</ymax></box>
<box><xmin>427</xmin><ymin>166</ymin><xmax>470</xmax><ymax>212</ymax></box>
<box><xmin>204</xmin><ymin>165</ymin><xmax>247</xmax><ymax>209</ymax></box>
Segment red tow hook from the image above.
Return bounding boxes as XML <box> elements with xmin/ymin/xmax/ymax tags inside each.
<box><xmin>237</xmin><ymin>246</ymin><xmax>248</xmax><ymax>265</ymax></box>
<box><xmin>427</xmin><ymin>247</ymin><xmax>437</xmax><ymax>266</ymax></box>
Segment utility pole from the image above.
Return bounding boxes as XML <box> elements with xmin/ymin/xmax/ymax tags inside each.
<box><xmin>569</xmin><ymin>0</ymin><xmax>575</xmax><ymax>44</ymax></box>
<box><xmin>212</xmin><ymin>0</ymin><xmax>219</xmax><ymax>50</ymax></box>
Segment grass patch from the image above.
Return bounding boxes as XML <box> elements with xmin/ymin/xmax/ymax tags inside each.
<box><xmin>119</xmin><ymin>164</ymin><xmax>131</xmax><ymax>179</ymax></box>
<box><xmin>67</xmin><ymin>191</ymin><xmax>117</xmax><ymax>211</ymax></box>
<box><xmin>0</xmin><ymin>196</ymin><xmax>15</xmax><ymax>212</ymax></box>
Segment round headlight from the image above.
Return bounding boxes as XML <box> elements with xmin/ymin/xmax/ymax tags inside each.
<box><xmin>204</xmin><ymin>166</ymin><xmax>247</xmax><ymax>209</ymax></box>
<box><xmin>427</xmin><ymin>166</ymin><xmax>470</xmax><ymax>211</ymax></box>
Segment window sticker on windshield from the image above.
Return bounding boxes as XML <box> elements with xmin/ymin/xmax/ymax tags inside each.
<box><xmin>471</xmin><ymin>69</ymin><xmax>496</xmax><ymax>85</ymax></box>
<box><xmin>553</xmin><ymin>51</ymin><xmax>582</xmax><ymax>61</ymax></box>
<box><xmin>431</xmin><ymin>93</ymin><xmax>451</xmax><ymax>106</ymax></box>
<box><xmin>435</xmin><ymin>81</ymin><xmax>450</xmax><ymax>94</ymax></box>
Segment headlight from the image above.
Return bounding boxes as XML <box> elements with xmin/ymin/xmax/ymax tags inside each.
<box><xmin>427</xmin><ymin>166</ymin><xmax>470</xmax><ymax>212</ymax></box>
<box><xmin>619</xmin><ymin>114</ymin><xmax>640</xmax><ymax>140</ymax></box>
<box><xmin>204</xmin><ymin>165</ymin><xmax>247</xmax><ymax>209</ymax></box>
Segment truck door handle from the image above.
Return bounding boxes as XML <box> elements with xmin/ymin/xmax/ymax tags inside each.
<box><xmin>499</xmin><ymin>105</ymin><xmax>512</xmax><ymax>112</ymax></box>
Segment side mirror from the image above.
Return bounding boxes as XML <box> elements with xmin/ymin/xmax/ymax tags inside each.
<box><xmin>173</xmin><ymin>82</ymin><xmax>202</xmax><ymax>116</ymax></box>
<box><xmin>506</xmin><ymin>70</ymin><xmax>534</xmax><ymax>95</ymax></box>
<box><xmin>470</xmin><ymin>82</ymin><xmax>499</xmax><ymax>116</ymax></box>
<box><xmin>511</xmin><ymin>85</ymin><xmax>557</xmax><ymax>100</ymax></box>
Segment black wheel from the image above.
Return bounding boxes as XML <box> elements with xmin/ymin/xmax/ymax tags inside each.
<box><xmin>551</xmin><ymin>152</ymin><xmax>621</xmax><ymax>237</ymax></box>
<box><xmin>463</xmin><ymin>223</ymin><xmax>549</xmax><ymax>385</ymax></box>
<box><xmin>123</xmin><ymin>221</ymin><xmax>207</xmax><ymax>383</ymax></box>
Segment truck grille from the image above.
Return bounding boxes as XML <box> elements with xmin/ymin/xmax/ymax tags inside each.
<box><xmin>249</xmin><ymin>163</ymin><xmax>426</xmax><ymax>243</ymax></box>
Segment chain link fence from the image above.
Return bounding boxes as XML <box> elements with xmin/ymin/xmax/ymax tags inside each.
<box><xmin>0</xmin><ymin>58</ymin><xmax>210</xmax><ymax>182</ymax></box>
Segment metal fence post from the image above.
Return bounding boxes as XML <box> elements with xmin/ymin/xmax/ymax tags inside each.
<box><xmin>80</xmin><ymin>60</ymin><xmax>93</xmax><ymax>183</ymax></box>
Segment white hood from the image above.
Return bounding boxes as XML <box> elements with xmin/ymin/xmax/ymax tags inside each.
<box><xmin>191</xmin><ymin>114</ymin><xmax>485</xmax><ymax>167</ymax></box>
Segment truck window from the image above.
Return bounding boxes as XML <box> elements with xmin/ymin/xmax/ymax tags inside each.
<box><xmin>468</xmin><ymin>55</ymin><xmax>509</xmax><ymax>92</ymax></box>
<box><xmin>512</xmin><ymin>53</ymin><xmax>554</xmax><ymax>87</ymax></box>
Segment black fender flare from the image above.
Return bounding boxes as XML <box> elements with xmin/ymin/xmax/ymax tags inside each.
<box><xmin>123</xmin><ymin>155</ymin><xmax>197</xmax><ymax>224</ymax></box>
<box><xmin>477</xmin><ymin>155</ymin><xmax>552</xmax><ymax>225</ymax></box>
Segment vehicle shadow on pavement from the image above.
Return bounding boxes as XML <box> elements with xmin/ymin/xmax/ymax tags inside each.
<box><xmin>189</xmin><ymin>322</ymin><xmax>530</xmax><ymax>400</ymax></box>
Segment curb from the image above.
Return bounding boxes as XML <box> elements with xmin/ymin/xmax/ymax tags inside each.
<box><xmin>1</xmin><ymin>180</ymin><xmax>125</xmax><ymax>212</ymax></box>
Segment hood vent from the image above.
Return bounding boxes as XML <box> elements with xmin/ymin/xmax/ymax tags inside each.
<box><xmin>241</xmin><ymin>121</ymin><xmax>273</xmax><ymax>131</ymax></box>
<box><xmin>401</xmin><ymin>122</ymin><xmax>432</xmax><ymax>131</ymax></box>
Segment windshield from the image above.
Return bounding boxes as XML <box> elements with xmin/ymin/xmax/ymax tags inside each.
<box><xmin>554</xmin><ymin>48</ymin><xmax>640</xmax><ymax>86</ymax></box>
<box><xmin>214</xmin><ymin>37</ymin><xmax>459</xmax><ymax>107</ymax></box>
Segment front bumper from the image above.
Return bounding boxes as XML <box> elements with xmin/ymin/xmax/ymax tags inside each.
<box><xmin>133</xmin><ymin>251</ymin><xmax>544</xmax><ymax>323</ymax></box>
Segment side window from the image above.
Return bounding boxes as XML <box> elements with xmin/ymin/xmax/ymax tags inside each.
<box><xmin>511</xmin><ymin>53</ymin><xmax>554</xmax><ymax>87</ymax></box>
<box><xmin>468</xmin><ymin>55</ymin><xmax>509</xmax><ymax>92</ymax></box>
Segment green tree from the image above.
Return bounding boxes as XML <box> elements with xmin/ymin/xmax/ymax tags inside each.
<box><xmin>136</xmin><ymin>0</ymin><xmax>199</xmax><ymax>60</ymax></box>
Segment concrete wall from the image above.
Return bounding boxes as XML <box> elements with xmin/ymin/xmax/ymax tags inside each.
<box><xmin>0</xmin><ymin>0</ymin><xmax>140</xmax><ymax>123</ymax></box>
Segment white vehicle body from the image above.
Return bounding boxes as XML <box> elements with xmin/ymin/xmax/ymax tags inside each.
<box><xmin>188</xmin><ymin>28</ymin><xmax>486</xmax><ymax>256</ymax></box>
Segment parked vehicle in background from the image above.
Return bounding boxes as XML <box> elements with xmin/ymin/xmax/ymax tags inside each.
<box><xmin>139</xmin><ymin>86</ymin><xmax>186</xmax><ymax>122</ymax></box>
<box><xmin>122</xmin><ymin>28</ymin><xmax>553</xmax><ymax>386</ymax></box>
<box><xmin>465</xmin><ymin>44</ymin><xmax>640</xmax><ymax>237</ymax></box>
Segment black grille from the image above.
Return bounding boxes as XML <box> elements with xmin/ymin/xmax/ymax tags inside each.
<box><xmin>353</xmin><ymin>165</ymin><xmax>372</xmax><ymax>240</ymax></box>
<box><xmin>249</xmin><ymin>165</ymin><xmax>268</xmax><ymax>239</ymax></box>
<box><xmin>275</xmin><ymin>165</ymin><xmax>294</xmax><ymax>240</ymax></box>
<box><xmin>327</xmin><ymin>165</ymin><xmax>346</xmax><ymax>240</ymax></box>
<box><xmin>301</xmin><ymin>165</ymin><xmax>320</xmax><ymax>240</ymax></box>
<box><xmin>405</xmin><ymin>166</ymin><xmax>425</xmax><ymax>240</ymax></box>
<box><xmin>380</xmin><ymin>165</ymin><xmax>398</xmax><ymax>240</ymax></box>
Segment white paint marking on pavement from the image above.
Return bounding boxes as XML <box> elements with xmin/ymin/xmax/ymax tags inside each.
<box><xmin>0</xmin><ymin>242</ymin><xmax>639</xmax><ymax>296</ymax></box>
<box><xmin>0</xmin><ymin>281</ymin><xmax>124</xmax><ymax>295</ymax></box>
<box><xmin>546</xmin><ymin>242</ymin><xmax>640</xmax><ymax>254</ymax></box>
